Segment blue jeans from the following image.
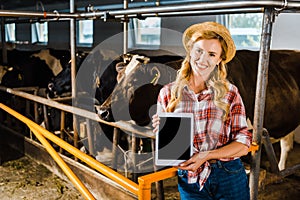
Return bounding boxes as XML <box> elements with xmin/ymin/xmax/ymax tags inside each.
<box><xmin>178</xmin><ymin>159</ymin><xmax>250</xmax><ymax>200</ymax></box>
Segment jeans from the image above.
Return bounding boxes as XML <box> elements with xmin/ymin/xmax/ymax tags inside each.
<box><xmin>178</xmin><ymin>159</ymin><xmax>250</xmax><ymax>200</ymax></box>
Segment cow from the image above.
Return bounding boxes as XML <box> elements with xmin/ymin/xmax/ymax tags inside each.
<box><xmin>97</xmin><ymin>53</ymin><xmax>182</xmax><ymax>125</ymax></box>
<box><xmin>92</xmin><ymin>52</ymin><xmax>183</xmax><ymax>170</ymax></box>
<box><xmin>0</xmin><ymin>48</ymin><xmax>71</xmax><ymax>89</ymax></box>
<box><xmin>46</xmin><ymin>49</ymin><xmax>182</xmax><ymax>101</ymax></box>
<box><xmin>227</xmin><ymin>50</ymin><xmax>300</xmax><ymax>170</ymax></box>
<box><xmin>97</xmin><ymin>50</ymin><xmax>300</xmax><ymax>171</ymax></box>
<box><xmin>46</xmin><ymin>51</ymin><xmax>87</xmax><ymax>98</ymax></box>
<box><xmin>0</xmin><ymin>48</ymin><xmax>72</xmax><ymax>133</ymax></box>
<box><xmin>0</xmin><ymin>66</ymin><xmax>13</xmax><ymax>84</ymax></box>
<box><xmin>45</xmin><ymin>50</ymin><xmax>140</xmax><ymax>155</ymax></box>
<box><xmin>45</xmin><ymin>50</ymin><xmax>182</xmax><ymax>149</ymax></box>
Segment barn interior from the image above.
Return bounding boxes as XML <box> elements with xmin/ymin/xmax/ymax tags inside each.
<box><xmin>0</xmin><ymin>0</ymin><xmax>300</xmax><ymax>53</ymax></box>
<box><xmin>0</xmin><ymin>1</ymin><xmax>300</xmax><ymax>199</ymax></box>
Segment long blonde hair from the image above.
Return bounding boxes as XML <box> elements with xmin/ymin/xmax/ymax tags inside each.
<box><xmin>166</xmin><ymin>31</ymin><xmax>230</xmax><ymax>121</ymax></box>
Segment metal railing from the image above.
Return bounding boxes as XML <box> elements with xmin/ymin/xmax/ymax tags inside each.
<box><xmin>0</xmin><ymin>100</ymin><xmax>260</xmax><ymax>199</ymax></box>
<box><xmin>0</xmin><ymin>88</ymin><xmax>180</xmax><ymax>199</ymax></box>
<box><xmin>0</xmin><ymin>103</ymin><xmax>140</xmax><ymax>196</ymax></box>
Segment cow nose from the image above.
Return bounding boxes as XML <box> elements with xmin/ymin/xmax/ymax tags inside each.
<box><xmin>48</xmin><ymin>83</ymin><xmax>54</xmax><ymax>90</ymax></box>
<box><xmin>97</xmin><ymin>108</ymin><xmax>110</xmax><ymax>120</ymax></box>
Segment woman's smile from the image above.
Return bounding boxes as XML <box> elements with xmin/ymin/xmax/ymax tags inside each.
<box><xmin>189</xmin><ymin>39</ymin><xmax>222</xmax><ymax>81</ymax></box>
<box><xmin>194</xmin><ymin>62</ymin><xmax>208</xmax><ymax>69</ymax></box>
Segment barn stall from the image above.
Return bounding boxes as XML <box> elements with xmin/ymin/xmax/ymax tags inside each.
<box><xmin>0</xmin><ymin>0</ymin><xmax>300</xmax><ymax>199</ymax></box>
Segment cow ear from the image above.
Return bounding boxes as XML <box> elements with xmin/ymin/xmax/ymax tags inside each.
<box><xmin>150</xmin><ymin>66</ymin><xmax>161</xmax><ymax>86</ymax></box>
<box><xmin>95</xmin><ymin>76</ymin><xmax>101</xmax><ymax>88</ymax></box>
<box><xmin>116</xmin><ymin>62</ymin><xmax>126</xmax><ymax>72</ymax></box>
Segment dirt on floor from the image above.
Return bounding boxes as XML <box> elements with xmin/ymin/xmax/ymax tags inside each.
<box><xmin>1</xmin><ymin>143</ymin><xmax>300</xmax><ymax>200</ymax></box>
<box><xmin>0</xmin><ymin>156</ymin><xmax>83</xmax><ymax>200</ymax></box>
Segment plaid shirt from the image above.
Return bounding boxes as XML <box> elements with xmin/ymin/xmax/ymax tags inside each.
<box><xmin>157</xmin><ymin>82</ymin><xmax>252</xmax><ymax>190</ymax></box>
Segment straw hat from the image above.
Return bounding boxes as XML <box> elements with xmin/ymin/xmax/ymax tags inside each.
<box><xmin>182</xmin><ymin>21</ymin><xmax>236</xmax><ymax>64</ymax></box>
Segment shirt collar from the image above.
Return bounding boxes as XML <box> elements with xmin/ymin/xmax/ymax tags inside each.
<box><xmin>183</xmin><ymin>84</ymin><xmax>213</xmax><ymax>95</ymax></box>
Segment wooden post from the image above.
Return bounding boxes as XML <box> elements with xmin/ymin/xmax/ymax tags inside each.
<box><xmin>112</xmin><ymin>127</ymin><xmax>120</xmax><ymax>170</ymax></box>
<box><xmin>131</xmin><ymin>134</ymin><xmax>137</xmax><ymax>182</ymax></box>
<box><xmin>86</xmin><ymin>118</ymin><xmax>94</xmax><ymax>155</ymax></box>
<box><xmin>59</xmin><ymin>110</ymin><xmax>65</xmax><ymax>154</ymax></box>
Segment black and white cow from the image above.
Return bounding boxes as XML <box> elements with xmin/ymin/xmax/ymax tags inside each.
<box><xmin>0</xmin><ymin>48</ymin><xmax>72</xmax><ymax>132</ymax></box>
<box><xmin>97</xmin><ymin>50</ymin><xmax>300</xmax><ymax>171</ymax></box>
<box><xmin>0</xmin><ymin>48</ymin><xmax>70</xmax><ymax>89</ymax></box>
<box><xmin>44</xmin><ymin>50</ymin><xmax>182</xmax><ymax>147</ymax></box>
<box><xmin>97</xmin><ymin>53</ymin><xmax>182</xmax><ymax>125</ymax></box>
<box><xmin>46</xmin><ymin>51</ymin><xmax>87</xmax><ymax>98</ymax></box>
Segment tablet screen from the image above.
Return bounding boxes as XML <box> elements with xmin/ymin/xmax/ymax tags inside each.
<box><xmin>155</xmin><ymin>112</ymin><xmax>193</xmax><ymax>166</ymax></box>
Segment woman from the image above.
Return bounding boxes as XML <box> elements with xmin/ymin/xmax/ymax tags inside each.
<box><xmin>152</xmin><ymin>21</ymin><xmax>252</xmax><ymax>199</ymax></box>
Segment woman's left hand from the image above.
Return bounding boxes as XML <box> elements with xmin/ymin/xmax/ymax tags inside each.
<box><xmin>177</xmin><ymin>151</ymin><xmax>210</xmax><ymax>172</ymax></box>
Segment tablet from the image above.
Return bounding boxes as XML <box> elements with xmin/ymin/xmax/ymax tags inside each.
<box><xmin>155</xmin><ymin>112</ymin><xmax>194</xmax><ymax>166</ymax></box>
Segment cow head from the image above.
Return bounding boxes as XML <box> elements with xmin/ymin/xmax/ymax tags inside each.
<box><xmin>96</xmin><ymin>54</ymin><xmax>150</xmax><ymax>121</ymax></box>
<box><xmin>96</xmin><ymin>54</ymin><xmax>181</xmax><ymax>126</ymax></box>
<box><xmin>46</xmin><ymin>52</ymin><xmax>87</xmax><ymax>98</ymax></box>
<box><xmin>31</xmin><ymin>49</ymin><xmax>64</xmax><ymax>76</ymax></box>
<box><xmin>0</xmin><ymin>65</ymin><xmax>24</xmax><ymax>88</ymax></box>
<box><xmin>0</xmin><ymin>65</ymin><xmax>13</xmax><ymax>84</ymax></box>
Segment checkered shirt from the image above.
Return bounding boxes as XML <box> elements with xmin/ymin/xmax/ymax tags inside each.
<box><xmin>156</xmin><ymin>82</ymin><xmax>252</xmax><ymax>191</ymax></box>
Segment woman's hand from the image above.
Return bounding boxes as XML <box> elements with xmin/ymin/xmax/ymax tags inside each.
<box><xmin>177</xmin><ymin>151</ymin><xmax>210</xmax><ymax>172</ymax></box>
<box><xmin>152</xmin><ymin>114</ymin><xmax>160</xmax><ymax>133</ymax></box>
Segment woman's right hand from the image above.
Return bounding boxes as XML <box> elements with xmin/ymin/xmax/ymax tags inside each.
<box><xmin>152</xmin><ymin>114</ymin><xmax>160</xmax><ymax>133</ymax></box>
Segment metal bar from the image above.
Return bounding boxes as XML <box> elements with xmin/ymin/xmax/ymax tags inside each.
<box><xmin>279</xmin><ymin>163</ymin><xmax>300</xmax><ymax>177</ymax></box>
<box><xmin>70</xmin><ymin>0</ymin><xmax>79</xmax><ymax>153</ymax></box>
<box><xmin>3</xmin><ymin>1</ymin><xmax>300</xmax><ymax>20</ymax></box>
<box><xmin>4</xmin><ymin>17</ymin><xmax>73</xmax><ymax>24</ymax></box>
<box><xmin>0</xmin><ymin>103</ymin><xmax>95</xmax><ymax>199</ymax></box>
<box><xmin>70</xmin><ymin>0</ymin><xmax>76</xmax><ymax>102</ymax></box>
<box><xmin>33</xmin><ymin>89</ymin><xmax>39</xmax><ymax>123</ymax></box>
<box><xmin>138</xmin><ymin>7</ymin><xmax>264</xmax><ymax>18</ymax></box>
<box><xmin>249</xmin><ymin>7</ymin><xmax>274</xmax><ymax>200</ymax></box>
<box><xmin>0</xmin><ymin>7</ymin><xmax>265</xmax><ymax>24</ymax></box>
<box><xmin>151</xmin><ymin>138</ymin><xmax>164</xmax><ymax>200</ymax></box>
<box><xmin>51</xmin><ymin>96</ymin><xmax>73</xmax><ymax>102</ymax></box>
<box><xmin>112</xmin><ymin>127</ymin><xmax>120</xmax><ymax>170</ymax></box>
<box><xmin>262</xmin><ymin>129</ymin><xmax>280</xmax><ymax>174</ymax></box>
<box><xmin>1</xmin><ymin>8</ymin><xmax>7</xmax><ymax>65</ymax></box>
<box><xmin>60</xmin><ymin>110</ymin><xmax>66</xmax><ymax>154</ymax></box>
<box><xmin>123</xmin><ymin>0</ymin><xmax>128</xmax><ymax>54</ymax></box>
<box><xmin>42</xmin><ymin>105</ymin><xmax>49</xmax><ymax>130</ymax></box>
<box><xmin>86</xmin><ymin>118</ymin><xmax>94</xmax><ymax>155</ymax></box>
<box><xmin>0</xmin><ymin>103</ymin><xmax>139</xmax><ymax>195</ymax></box>
<box><xmin>11</xmin><ymin>86</ymin><xmax>39</xmax><ymax>91</ymax></box>
<box><xmin>29</xmin><ymin>125</ymin><xmax>96</xmax><ymax>200</ymax></box>
<box><xmin>0</xmin><ymin>9</ymin><xmax>77</xmax><ymax>18</ymax></box>
<box><xmin>0</xmin><ymin>86</ymin><xmax>154</xmax><ymax>138</ymax></box>
<box><xmin>138</xmin><ymin>167</ymin><xmax>178</xmax><ymax>200</ymax></box>
<box><xmin>81</xmin><ymin>0</ymin><xmax>291</xmax><ymax>19</ymax></box>
<box><xmin>131</xmin><ymin>133</ymin><xmax>137</xmax><ymax>182</ymax></box>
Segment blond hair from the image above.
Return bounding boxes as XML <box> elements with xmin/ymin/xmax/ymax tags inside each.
<box><xmin>166</xmin><ymin>30</ymin><xmax>230</xmax><ymax>121</ymax></box>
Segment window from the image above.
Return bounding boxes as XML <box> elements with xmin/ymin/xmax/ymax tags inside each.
<box><xmin>5</xmin><ymin>23</ymin><xmax>16</xmax><ymax>42</ymax></box>
<box><xmin>31</xmin><ymin>22</ymin><xmax>48</xmax><ymax>44</ymax></box>
<box><xmin>131</xmin><ymin>17</ymin><xmax>161</xmax><ymax>47</ymax></box>
<box><xmin>220</xmin><ymin>13</ymin><xmax>263</xmax><ymax>50</ymax></box>
<box><xmin>78</xmin><ymin>19</ymin><xmax>93</xmax><ymax>46</ymax></box>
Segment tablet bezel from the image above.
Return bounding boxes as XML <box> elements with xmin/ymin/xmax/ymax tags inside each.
<box><xmin>155</xmin><ymin>112</ymin><xmax>194</xmax><ymax>166</ymax></box>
